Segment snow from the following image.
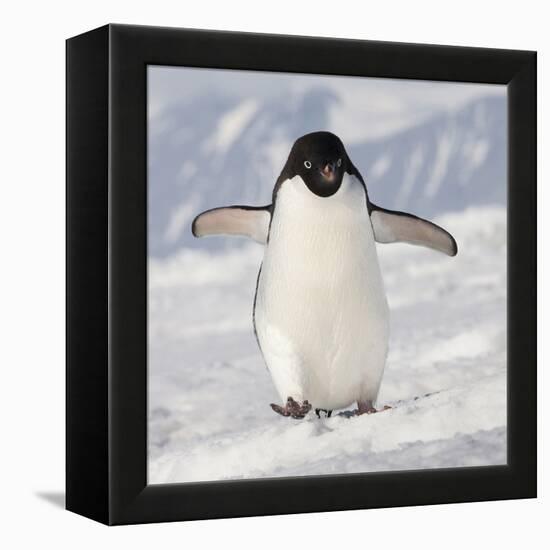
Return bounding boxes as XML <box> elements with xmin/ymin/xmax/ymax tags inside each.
<box><xmin>204</xmin><ymin>99</ymin><xmax>259</xmax><ymax>155</ymax></box>
<box><xmin>162</xmin><ymin>195</ymin><xmax>199</xmax><ymax>245</ymax></box>
<box><xmin>461</xmin><ymin>138</ymin><xmax>490</xmax><ymax>181</ymax></box>
<box><xmin>148</xmin><ymin>205</ymin><xmax>507</xmax><ymax>483</ymax></box>
<box><xmin>424</xmin><ymin>129</ymin><xmax>455</xmax><ymax>199</ymax></box>
<box><xmin>369</xmin><ymin>153</ymin><xmax>392</xmax><ymax>179</ymax></box>
<box><xmin>395</xmin><ymin>144</ymin><xmax>425</xmax><ymax>209</ymax></box>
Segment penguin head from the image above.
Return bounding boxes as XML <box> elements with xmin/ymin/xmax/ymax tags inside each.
<box><xmin>282</xmin><ymin>131</ymin><xmax>350</xmax><ymax>198</ymax></box>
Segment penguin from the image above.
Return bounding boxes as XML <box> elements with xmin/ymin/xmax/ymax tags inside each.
<box><xmin>192</xmin><ymin>131</ymin><xmax>457</xmax><ymax>419</ymax></box>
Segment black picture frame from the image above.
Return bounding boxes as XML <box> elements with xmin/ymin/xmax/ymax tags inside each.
<box><xmin>66</xmin><ymin>23</ymin><xmax>537</xmax><ymax>526</ymax></box>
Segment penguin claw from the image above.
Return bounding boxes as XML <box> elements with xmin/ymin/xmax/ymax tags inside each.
<box><xmin>270</xmin><ymin>403</ymin><xmax>291</xmax><ymax>416</ymax></box>
<box><xmin>270</xmin><ymin>397</ymin><xmax>312</xmax><ymax>419</ymax></box>
<box><xmin>354</xmin><ymin>404</ymin><xmax>392</xmax><ymax>416</ymax></box>
<box><xmin>315</xmin><ymin>408</ymin><xmax>333</xmax><ymax>419</ymax></box>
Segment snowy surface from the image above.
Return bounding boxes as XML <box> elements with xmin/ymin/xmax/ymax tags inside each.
<box><xmin>148</xmin><ymin>205</ymin><xmax>507</xmax><ymax>483</ymax></box>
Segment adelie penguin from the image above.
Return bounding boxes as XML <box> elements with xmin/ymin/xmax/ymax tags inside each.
<box><xmin>192</xmin><ymin>131</ymin><xmax>457</xmax><ymax>420</ymax></box>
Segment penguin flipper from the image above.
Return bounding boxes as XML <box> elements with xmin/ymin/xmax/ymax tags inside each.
<box><xmin>370</xmin><ymin>205</ymin><xmax>458</xmax><ymax>257</ymax></box>
<box><xmin>192</xmin><ymin>205</ymin><xmax>271</xmax><ymax>244</ymax></box>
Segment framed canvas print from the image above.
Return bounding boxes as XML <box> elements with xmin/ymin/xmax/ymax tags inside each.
<box><xmin>66</xmin><ymin>24</ymin><xmax>536</xmax><ymax>525</ymax></box>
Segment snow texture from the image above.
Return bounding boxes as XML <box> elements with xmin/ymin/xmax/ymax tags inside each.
<box><xmin>148</xmin><ymin>206</ymin><xmax>507</xmax><ymax>483</ymax></box>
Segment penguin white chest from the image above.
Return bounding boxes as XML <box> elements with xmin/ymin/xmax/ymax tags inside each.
<box><xmin>254</xmin><ymin>174</ymin><xmax>390</xmax><ymax>410</ymax></box>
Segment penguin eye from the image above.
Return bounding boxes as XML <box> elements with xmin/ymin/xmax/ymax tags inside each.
<box><xmin>304</xmin><ymin>160</ymin><xmax>312</xmax><ymax>169</ymax></box>
<box><xmin>337</xmin><ymin>158</ymin><xmax>342</xmax><ymax>167</ymax></box>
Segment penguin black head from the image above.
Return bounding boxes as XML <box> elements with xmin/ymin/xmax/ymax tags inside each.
<box><xmin>279</xmin><ymin>131</ymin><xmax>351</xmax><ymax>198</ymax></box>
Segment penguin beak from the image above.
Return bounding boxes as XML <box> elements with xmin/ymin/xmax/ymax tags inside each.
<box><xmin>321</xmin><ymin>162</ymin><xmax>336</xmax><ymax>182</ymax></box>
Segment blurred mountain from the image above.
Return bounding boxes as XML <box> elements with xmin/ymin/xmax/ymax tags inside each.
<box><xmin>148</xmin><ymin>89</ymin><xmax>505</xmax><ymax>257</ymax></box>
<box><xmin>351</xmin><ymin>95</ymin><xmax>506</xmax><ymax>215</ymax></box>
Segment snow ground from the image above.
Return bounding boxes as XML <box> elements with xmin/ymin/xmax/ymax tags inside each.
<box><xmin>148</xmin><ymin>205</ymin><xmax>507</xmax><ymax>483</ymax></box>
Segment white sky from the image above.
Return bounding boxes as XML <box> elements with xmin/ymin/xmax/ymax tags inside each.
<box><xmin>149</xmin><ymin>65</ymin><xmax>506</xmax><ymax>143</ymax></box>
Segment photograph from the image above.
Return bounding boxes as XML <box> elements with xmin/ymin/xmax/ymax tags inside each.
<box><xmin>1</xmin><ymin>0</ymin><xmax>542</xmax><ymax>543</ymax></box>
<box><xmin>147</xmin><ymin>66</ymin><xmax>507</xmax><ymax>484</ymax></box>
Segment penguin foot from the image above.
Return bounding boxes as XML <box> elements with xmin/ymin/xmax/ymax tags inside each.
<box><xmin>270</xmin><ymin>397</ymin><xmax>312</xmax><ymax>419</ymax></box>
<box><xmin>354</xmin><ymin>401</ymin><xmax>392</xmax><ymax>416</ymax></box>
<box><xmin>315</xmin><ymin>408</ymin><xmax>333</xmax><ymax>418</ymax></box>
